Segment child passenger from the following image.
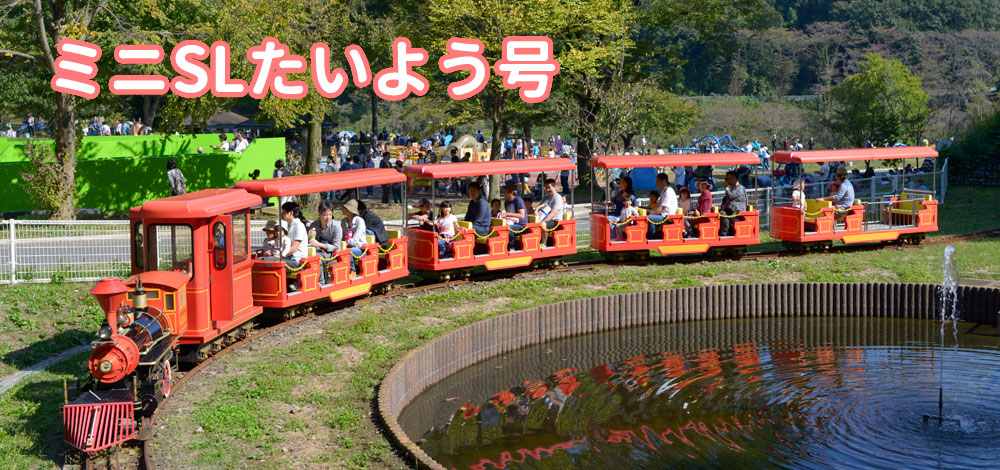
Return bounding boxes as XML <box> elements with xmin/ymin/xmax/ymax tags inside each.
<box><xmin>616</xmin><ymin>190</ymin><xmax>638</xmax><ymax>240</ymax></box>
<box><xmin>490</xmin><ymin>199</ymin><xmax>503</xmax><ymax>218</ymax></box>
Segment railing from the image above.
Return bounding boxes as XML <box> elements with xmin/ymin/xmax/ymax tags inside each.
<box><xmin>0</xmin><ymin>219</ymin><xmax>274</xmax><ymax>284</ymax></box>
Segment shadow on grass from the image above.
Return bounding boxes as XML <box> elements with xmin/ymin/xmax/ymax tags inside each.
<box><xmin>2</xmin><ymin>329</ymin><xmax>93</xmax><ymax>375</ymax></box>
<box><xmin>0</xmin><ymin>351</ymin><xmax>89</xmax><ymax>469</ymax></box>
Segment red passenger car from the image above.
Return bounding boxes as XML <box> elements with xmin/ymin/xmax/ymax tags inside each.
<box><xmin>590</xmin><ymin>154</ymin><xmax>761</xmax><ymax>258</ymax></box>
<box><xmin>769</xmin><ymin>147</ymin><xmax>939</xmax><ymax>249</ymax></box>
<box><xmin>233</xmin><ymin>170</ymin><xmax>409</xmax><ymax>309</ymax></box>
<box><xmin>404</xmin><ymin>159</ymin><xmax>578</xmax><ymax>276</ymax></box>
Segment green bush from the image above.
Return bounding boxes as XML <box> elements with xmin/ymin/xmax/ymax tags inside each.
<box><xmin>942</xmin><ymin>110</ymin><xmax>1000</xmax><ymax>181</ymax></box>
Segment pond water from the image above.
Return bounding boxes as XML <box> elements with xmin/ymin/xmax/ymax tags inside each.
<box><xmin>399</xmin><ymin>318</ymin><xmax>1000</xmax><ymax>470</ymax></box>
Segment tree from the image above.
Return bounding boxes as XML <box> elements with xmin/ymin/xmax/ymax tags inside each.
<box><xmin>422</xmin><ymin>0</ymin><xmax>566</xmax><ymax>200</ymax></box>
<box><xmin>599</xmin><ymin>81</ymin><xmax>701</xmax><ymax>150</ymax></box>
<box><xmin>0</xmin><ymin>0</ymin><xmax>211</xmax><ymax>218</ymax></box>
<box><xmin>212</xmin><ymin>0</ymin><xmax>353</xmax><ymax>210</ymax></box>
<box><xmin>824</xmin><ymin>54</ymin><xmax>930</xmax><ymax>147</ymax></box>
<box><xmin>0</xmin><ymin>0</ymin><xmax>120</xmax><ymax>218</ymax></box>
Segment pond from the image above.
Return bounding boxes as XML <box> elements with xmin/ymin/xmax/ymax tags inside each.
<box><xmin>399</xmin><ymin>317</ymin><xmax>1000</xmax><ymax>470</ymax></box>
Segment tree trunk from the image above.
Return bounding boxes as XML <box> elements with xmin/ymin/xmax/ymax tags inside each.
<box><xmin>575</xmin><ymin>91</ymin><xmax>600</xmax><ymax>178</ymax></box>
<box><xmin>302</xmin><ymin>114</ymin><xmax>323</xmax><ymax>212</ymax></box>
<box><xmin>369</xmin><ymin>87</ymin><xmax>378</xmax><ymax>150</ymax></box>
<box><xmin>142</xmin><ymin>96</ymin><xmax>161</xmax><ymax>128</ymax></box>
<box><xmin>488</xmin><ymin>118</ymin><xmax>503</xmax><ymax>200</ymax></box>
<box><xmin>53</xmin><ymin>93</ymin><xmax>76</xmax><ymax>219</ymax></box>
<box><xmin>52</xmin><ymin>93</ymin><xmax>76</xmax><ymax>220</ymax></box>
<box><xmin>622</xmin><ymin>133</ymin><xmax>635</xmax><ymax>151</ymax></box>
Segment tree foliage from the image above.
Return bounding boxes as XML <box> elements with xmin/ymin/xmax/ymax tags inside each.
<box><xmin>942</xmin><ymin>109</ymin><xmax>1000</xmax><ymax>181</ymax></box>
<box><xmin>19</xmin><ymin>140</ymin><xmax>71</xmax><ymax>214</ymax></box>
<box><xmin>824</xmin><ymin>54</ymin><xmax>930</xmax><ymax>147</ymax></box>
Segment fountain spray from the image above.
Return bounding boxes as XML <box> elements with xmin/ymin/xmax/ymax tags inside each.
<box><xmin>926</xmin><ymin>245</ymin><xmax>958</xmax><ymax>425</ymax></box>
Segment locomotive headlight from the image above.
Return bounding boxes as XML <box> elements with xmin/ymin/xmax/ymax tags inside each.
<box><xmin>99</xmin><ymin>360</ymin><xmax>113</xmax><ymax>373</ymax></box>
<box><xmin>98</xmin><ymin>322</ymin><xmax>112</xmax><ymax>340</ymax></box>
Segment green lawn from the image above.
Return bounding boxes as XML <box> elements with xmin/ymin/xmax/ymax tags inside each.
<box><xmin>0</xmin><ymin>284</ymin><xmax>103</xmax><ymax>378</ymax></box>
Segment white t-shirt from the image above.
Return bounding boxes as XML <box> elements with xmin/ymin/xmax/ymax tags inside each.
<box><xmin>539</xmin><ymin>193</ymin><xmax>564</xmax><ymax>221</ymax></box>
<box><xmin>232</xmin><ymin>139</ymin><xmax>248</xmax><ymax>153</ymax></box>
<box><xmin>285</xmin><ymin>219</ymin><xmax>309</xmax><ymax>261</ymax></box>
<box><xmin>620</xmin><ymin>205</ymin><xmax>638</xmax><ymax>220</ymax></box>
<box><xmin>220</xmin><ymin>141</ymin><xmax>230</xmax><ymax>151</ymax></box>
<box><xmin>660</xmin><ymin>186</ymin><xmax>678</xmax><ymax>215</ymax></box>
<box><xmin>792</xmin><ymin>189</ymin><xmax>806</xmax><ymax>209</ymax></box>
<box><xmin>436</xmin><ymin>214</ymin><xmax>458</xmax><ymax>237</ymax></box>
<box><xmin>346</xmin><ymin>216</ymin><xmax>367</xmax><ymax>248</ymax></box>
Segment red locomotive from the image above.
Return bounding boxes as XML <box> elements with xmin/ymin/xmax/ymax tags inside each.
<box><xmin>62</xmin><ymin>147</ymin><xmax>941</xmax><ymax>454</ymax></box>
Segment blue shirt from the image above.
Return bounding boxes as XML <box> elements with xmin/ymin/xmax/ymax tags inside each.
<box><xmin>465</xmin><ymin>196</ymin><xmax>491</xmax><ymax>231</ymax></box>
<box><xmin>504</xmin><ymin>196</ymin><xmax>527</xmax><ymax>225</ymax></box>
<box><xmin>833</xmin><ymin>179</ymin><xmax>855</xmax><ymax>209</ymax></box>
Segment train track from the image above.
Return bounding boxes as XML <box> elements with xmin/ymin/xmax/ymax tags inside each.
<box><xmin>128</xmin><ymin>227</ymin><xmax>1000</xmax><ymax>470</ymax></box>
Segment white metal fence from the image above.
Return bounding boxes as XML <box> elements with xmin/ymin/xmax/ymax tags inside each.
<box><xmin>0</xmin><ymin>219</ymin><xmax>274</xmax><ymax>284</ymax></box>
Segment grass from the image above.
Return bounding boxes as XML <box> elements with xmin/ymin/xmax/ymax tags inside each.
<box><xmin>148</xmin><ymin>238</ymin><xmax>1000</xmax><ymax>469</ymax></box>
<box><xmin>0</xmin><ymin>351</ymin><xmax>90</xmax><ymax>470</ymax></box>
<box><xmin>0</xmin><ymin>283</ymin><xmax>103</xmax><ymax>378</ymax></box>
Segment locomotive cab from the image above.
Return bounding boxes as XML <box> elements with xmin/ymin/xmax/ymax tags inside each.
<box><xmin>128</xmin><ymin>189</ymin><xmax>264</xmax><ymax>359</ymax></box>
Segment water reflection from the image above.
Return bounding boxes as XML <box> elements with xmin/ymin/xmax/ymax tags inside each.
<box><xmin>403</xmin><ymin>318</ymin><xmax>1000</xmax><ymax>470</ymax></box>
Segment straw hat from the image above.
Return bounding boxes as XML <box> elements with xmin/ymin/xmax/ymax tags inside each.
<box><xmin>343</xmin><ymin>199</ymin><xmax>360</xmax><ymax>216</ymax></box>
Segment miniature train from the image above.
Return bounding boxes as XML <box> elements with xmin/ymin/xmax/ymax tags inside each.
<box><xmin>62</xmin><ymin>147</ymin><xmax>939</xmax><ymax>453</ymax></box>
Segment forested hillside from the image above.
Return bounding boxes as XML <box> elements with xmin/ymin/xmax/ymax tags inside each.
<box><xmin>667</xmin><ymin>0</ymin><xmax>1000</xmax><ymax>137</ymax></box>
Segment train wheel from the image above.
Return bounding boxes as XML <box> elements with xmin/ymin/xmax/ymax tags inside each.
<box><xmin>629</xmin><ymin>251</ymin><xmax>650</xmax><ymax>264</ymax></box>
<box><xmin>730</xmin><ymin>246</ymin><xmax>747</xmax><ymax>259</ymax></box>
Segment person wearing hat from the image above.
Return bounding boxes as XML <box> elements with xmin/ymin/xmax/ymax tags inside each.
<box><xmin>259</xmin><ymin>220</ymin><xmax>280</xmax><ymax>255</ymax></box>
<box><xmin>341</xmin><ymin>199</ymin><xmax>367</xmax><ymax>276</ymax></box>
<box><xmin>791</xmin><ymin>179</ymin><xmax>806</xmax><ymax>210</ymax></box>
<box><xmin>719</xmin><ymin>170</ymin><xmax>748</xmax><ymax>237</ymax></box>
<box><xmin>830</xmin><ymin>167</ymin><xmax>855</xmax><ymax>216</ymax></box>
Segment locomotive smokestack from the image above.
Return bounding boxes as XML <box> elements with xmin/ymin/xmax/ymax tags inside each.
<box><xmin>89</xmin><ymin>278</ymin><xmax>130</xmax><ymax>337</ymax></box>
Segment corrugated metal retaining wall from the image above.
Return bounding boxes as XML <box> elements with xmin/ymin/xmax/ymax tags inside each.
<box><xmin>377</xmin><ymin>282</ymin><xmax>1000</xmax><ymax>470</ymax></box>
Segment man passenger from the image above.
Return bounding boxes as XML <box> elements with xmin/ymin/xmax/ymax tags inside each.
<box><xmin>647</xmin><ymin>173</ymin><xmax>678</xmax><ymax>239</ymax></box>
<box><xmin>308</xmin><ymin>201</ymin><xmax>343</xmax><ymax>284</ymax></box>
<box><xmin>535</xmin><ymin>179</ymin><xmax>564</xmax><ymax>246</ymax></box>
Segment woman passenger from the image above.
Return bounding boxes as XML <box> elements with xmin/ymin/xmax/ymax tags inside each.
<box><xmin>341</xmin><ymin>199</ymin><xmax>367</xmax><ymax>275</ymax></box>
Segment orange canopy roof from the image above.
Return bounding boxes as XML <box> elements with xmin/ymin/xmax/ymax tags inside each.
<box><xmin>137</xmin><ymin>189</ymin><xmax>262</xmax><ymax>220</ymax></box>
<box><xmin>772</xmin><ymin>147</ymin><xmax>938</xmax><ymax>164</ymax></box>
<box><xmin>590</xmin><ymin>153</ymin><xmax>761</xmax><ymax>169</ymax></box>
<box><xmin>405</xmin><ymin>159</ymin><xmax>576</xmax><ymax>178</ymax></box>
<box><xmin>232</xmin><ymin>169</ymin><xmax>406</xmax><ymax>197</ymax></box>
